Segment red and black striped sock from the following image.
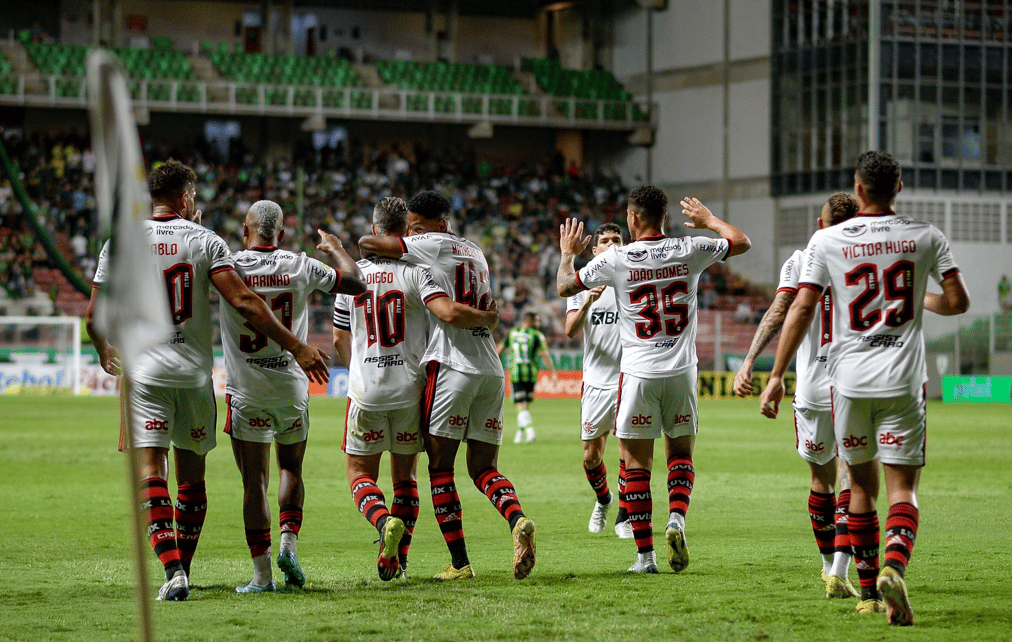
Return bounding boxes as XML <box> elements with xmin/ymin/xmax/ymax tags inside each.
<box><xmin>883</xmin><ymin>502</ymin><xmax>919</xmax><ymax>576</ymax></box>
<box><xmin>475</xmin><ymin>468</ymin><xmax>525</xmax><ymax>530</ymax></box>
<box><xmin>174</xmin><ymin>481</ymin><xmax>206</xmax><ymax>576</ymax></box>
<box><xmin>245</xmin><ymin>528</ymin><xmax>271</xmax><ymax>558</ymax></box>
<box><xmin>430</xmin><ymin>469</ymin><xmax>468</xmax><ymax>569</ymax></box>
<box><xmin>666</xmin><ymin>455</ymin><xmax>695</xmax><ymax>517</ymax></box>
<box><xmin>808</xmin><ymin>490</ymin><xmax>837</xmax><ymax>556</ymax></box>
<box><xmin>849</xmin><ymin>510</ymin><xmax>881</xmax><ymax>598</ymax></box>
<box><xmin>584</xmin><ymin>462</ymin><xmax>611</xmax><ymax>504</ymax></box>
<box><xmin>625</xmin><ymin>468</ymin><xmax>653</xmax><ymax>553</ymax></box>
<box><xmin>834</xmin><ymin>489</ymin><xmax>852</xmax><ymax>556</ymax></box>
<box><xmin>140</xmin><ymin>477</ymin><xmax>183</xmax><ymax>580</ymax></box>
<box><xmin>391</xmin><ymin>480</ymin><xmax>419</xmax><ymax>566</ymax></box>
<box><xmin>279</xmin><ymin>504</ymin><xmax>303</xmax><ymax>538</ymax></box>
<box><xmin>350</xmin><ymin>474</ymin><xmax>389</xmax><ymax>534</ymax></box>
<box><xmin>615</xmin><ymin>459</ymin><xmax>628</xmax><ymax>523</ymax></box>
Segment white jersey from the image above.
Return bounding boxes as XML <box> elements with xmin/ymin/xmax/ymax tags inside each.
<box><xmin>399</xmin><ymin>232</ymin><xmax>500</xmax><ymax>376</ymax></box>
<box><xmin>800</xmin><ymin>213</ymin><xmax>960</xmax><ymax>398</ymax></box>
<box><xmin>220</xmin><ymin>246</ymin><xmax>341</xmax><ymax>407</ymax></box>
<box><xmin>567</xmin><ymin>286</ymin><xmax>621</xmax><ymax>389</ymax></box>
<box><xmin>333</xmin><ymin>257</ymin><xmax>448</xmax><ymax>410</ymax></box>
<box><xmin>778</xmin><ymin>249</ymin><xmax>832</xmax><ymax>409</ymax></box>
<box><xmin>577</xmin><ymin>235</ymin><xmax>730</xmax><ymax>378</ymax></box>
<box><xmin>93</xmin><ymin>215</ymin><xmax>234</xmax><ymax>387</ymax></box>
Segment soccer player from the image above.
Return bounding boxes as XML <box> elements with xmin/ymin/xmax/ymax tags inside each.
<box><xmin>733</xmin><ymin>192</ymin><xmax>861</xmax><ymax>599</ymax></box>
<box><xmin>498</xmin><ymin>311</ymin><xmax>558</xmax><ymax>444</ymax></box>
<box><xmin>557</xmin><ymin>187</ymin><xmax>751</xmax><ymax>573</ymax></box>
<box><xmin>220</xmin><ymin>200</ymin><xmax>365</xmax><ymax>593</ymax></box>
<box><xmin>563</xmin><ymin>222</ymin><xmax>630</xmax><ymax>536</ymax></box>
<box><xmin>86</xmin><ymin>160</ymin><xmax>329</xmax><ymax>602</ymax></box>
<box><xmin>333</xmin><ymin>197</ymin><xmax>498</xmax><ymax>581</ymax></box>
<box><xmin>359</xmin><ymin>190</ymin><xmax>537</xmax><ymax>581</ymax></box>
<box><xmin>760</xmin><ymin>151</ymin><xmax>970</xmax><ymax>625</ymax></box>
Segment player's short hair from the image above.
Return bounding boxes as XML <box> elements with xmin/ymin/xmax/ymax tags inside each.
<box><xmin>148</xmin><ymin>159</ymin><xmax>196</xmax><ymax>201</ymax></box>
<box><xmin>594</xmin><ymin>222</ymin><xmax>624</xmax><ymax>246</ymax></box>
<box><xmin>408</xmin><ymin>190</ymin><xmax>450</xmax><ymax>221</ymax></box>
<box><xmin>248</xmin><ymin>200</ymin><xmax>283</xmax><ymax>239</ymax></box>
<box><xmin>826</xmin><ymin>192</ymin><xmax>859</xmax><ymax>226</ymax></box>
<box><xmin>628</xmin><ymin>185</ymin><xmax>667</xmax><ymax>224</ymax></box>
<box><xmin>373</xmin><ymin>197</ymin><xmax>408</xmax><ymax>234</ymax></box>
<box><xmin>524</xmin><ymin>311</ymin><xmax>538</xmax><ymax>322</ymax></box>
<box><xmin>855</xmin><ymin>151</ymin><xmax>901</xmax><ymax>205</ymax></box>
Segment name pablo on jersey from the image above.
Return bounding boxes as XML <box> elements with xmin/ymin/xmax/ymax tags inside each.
<box><xmin>626</xmin><ymin>264</ymin><xmax>690</xmax><ymax>282</ymax></box>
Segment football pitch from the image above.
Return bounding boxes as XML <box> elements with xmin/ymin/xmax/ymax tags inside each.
<box><xmin>1</xmin><ymin>395</ymin><xmax>1009</xmax><ymax>642</ymax></box>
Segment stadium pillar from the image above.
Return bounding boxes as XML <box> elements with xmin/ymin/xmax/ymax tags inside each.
<box><xmin>644</xmin><ymin>6</ymin><xmax>653</xmax><ymax>183</ymax></box>
<box><xmin>868</xmin><ymin>1</ymin><xmax>881</xmax><ymax>151</ymax></box>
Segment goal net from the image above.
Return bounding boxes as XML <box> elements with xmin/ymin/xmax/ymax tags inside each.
<box><xmin>0</xmin><ymin>316</ymin><xmax>83</xmax><ymax>395</ymax></box>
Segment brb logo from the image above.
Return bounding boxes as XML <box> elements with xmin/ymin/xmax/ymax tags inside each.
<box><xmin>630</xmin><ymin>414</ymin><xmax>652</xmax><ymax>426</ymax></box>
<box><xmin>248</xmin><ymin>417</ymin><xmax>273</xmax><ymax>428</ymax></box>
<box><xmin>484</xmin><ymin>418</ymin><xmax>503</xmax><ymax>431</ymax></box>
<box><xmin>879</xmin><ymin>432</ymin><xmax>904</xmax><ymax>446</ymax></box>
<box><xmin>396</xmin><ymin>432</ymin><xmax>418</xmax><ymax>443</ymax></box>
<box><xmin>805</xmin><ymin>440</ymin><xmax>825</xmax><ymax>453</ymax></box>
<box><xmin>448</xmin><ymin>415</ymin><xmax>469</xmax><ymax>427</ymax></box>
<box><xmin>190</xmin><ymin>426</ymin><xmax>206</xmax><ymax>440</ymax></box>
<box><xmin>361</xmin><ymin>429</ymin><xmax>385</xmax><ymax>443</ymax></box>
<box><xmin>842</xmin><ymin>435</ymin><xmax>868</xmax><ymax>448</ymax></box>
<box><xmin>144</xmin><ymin>419</ymin><xmax>168</xmax><ymax>431</ymax></box>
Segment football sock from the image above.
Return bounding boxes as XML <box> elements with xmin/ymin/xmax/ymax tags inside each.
<box><xmin>883</xmin><ymin>502</ymin><xmax>919</xmax><ymax>576</ymax></box>
<box><xmin>430</xmin><ymin>468</ymin><xmax>469</xmax><ymax>569</ymax></box>
<box><xmin>391</xmin><ymin>480</ymin><xmax>419</xmax><ymax>567</ymax></box>
<box><xmin>475</xmin><ymin>468</ymin><xmax>525</xmax><ymax>530</ymax></box>
<box><xmin>279</xmin><ymin>504</ymin><xmax>302</xmax><ymax>554</ymax></box>
<box><xmin>350</xmin><ymin>475</ymin><xmax>389</xmax><ymax>534</ymax></box>
<box><xmin>517</xmin><ymin>409</ymin><xmax>532</xmax><ymax>429</ymax></box>
<box><xmin>830</xmin><ymin>489</ymin><xmax>853</xmax><ymax>578</ymax></box>
<box><xmin>848</xmin><ymin>510</ymin><xmax>881</xmax><ymax>599</ymax></box>
<box><xmin>584</xmin><ymin>461</ymin><xmax>611</xmax><ymax>504</ymax></box>
<box><xmin>625</xmin><ymin>468</ymin><xmax>653</xmax><ymax>554</ymax></box>
<box><xmin>245</xmin><ymin>528</ymin><xmax>271</xmax><ymax>561</ymax></box>
<box><xmin>140</xmin><ymin>477</ymin><xmax>183</xmax><ymax>580</ymax></box>
<box><xmin>808</xmin><ymin>490</ymin><xmax>837</xmax><ymax>570</ymax></box>
<box><xmin>615</xmin><ymin>459</ymin><xmax>629</xmax><ymax>524</ymax></box>
<box><xmin>666</xmin><ymin>455</ymin><xmax>695</xmax><ymax>517</ymax></box>
<box><xmin>174</xmin><ymin>481</ymin><xmax>206</xmax><ymax>576</ymax></box>
<box><xmin>251</xmin><ymin>552</ymin><xmax>272</xmax><ymax>586</ymax></box>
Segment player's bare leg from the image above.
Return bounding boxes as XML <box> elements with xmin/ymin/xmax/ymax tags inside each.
<box><xmin>622</xmin><ymin>438</ymin><xmax>658</xmax><ymax>573</ymax></box>
<box><xmin>346</xmin><ymin>452</ymin><xmax>404</xmax><ymax>581</ymax></box>
<box><xmin>664</xmin><ymin>434</ymin><xmax>694</xmax><ymax>573</ymax></box>
<box><xmin>138</xmin><ymin>446</ymin><xmax>188</xmax><ymax>600</ymax></box>
<box><xmin>465</xmin><ymin>439</ymin><xmax>536</xmax><ymax>579</ymax></box>
<box><xmin>231</xmin><ymin>438</ymin><xmax>276</xmax><ymax>593</ymax></box>
<box><xmin>276</xmin><ymin>439</ymin><xmax>307</xmax><ymax>588</ymax></box>
<box><xmin>425</xmin><ymin>434</ymin><xmax>473</xmax><ymax>578</ymax></box>
<box><xmin>584</xmin><ymin>435</ymin><xmax>613</xmax><ymax>532</ymax></box>
<box><xmin>877</xmin><ymin>463</ymin><xmax>920</xmax><ymax>625</ymax></box>
<box><xmin>389</xmin><ymin>452</ymin><xmax>420</xmax><ymax>579</ymax></box>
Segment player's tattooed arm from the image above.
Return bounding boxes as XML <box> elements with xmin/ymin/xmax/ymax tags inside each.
<box><xmin>557</xmin><ymin>218</ymin><xmax>592</xmax><ymax>297</ymax></box>
<box><xmin>680</xmin><ymin>197</ymin><xmax>751</xmax><ymax>257</ymax></box>
<box><xmin>317</xmin><ymin>230</ymin><xmax>366</xmax><ymax>295</ymax></box>
<box><xmin>759</xmin><ymin>287</ymin><xmax>819</xmax><ymax>419</ymax></box>
<box><xmin>734</xmin><ymin>290</ymin><xmax>796</xmax><ymax>397</ymax></box>
<box><xmin>85</xmin><ymin>286</ymin><xmax>121</xmax><ymax>376</ymax></box>
<box><xmin>358</xmin><ymin>234</ymin><xmax>404</xmax><ymax>260</ymax></box>
<box><xmin>565</xmin><ymin>286</ymin><xmax>605</xmax><ymax>337</ymax></box>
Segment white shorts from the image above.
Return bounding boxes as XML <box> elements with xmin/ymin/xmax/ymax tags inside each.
<box><xmin>793</xmin><ymin>403</ymin><xmax>836</xmax><ymax>466</ymax></box>
<box><xmin>123</xmin><ymin>381</ymin><xmax>217</xmax><ymax>455</ymax></box>
<box><xmin>343</xmin><ymin>401</ymin><xmax>423</xmax><ymax>456</ymax></box>
<box><xmin>421</xmin><ymin>361</ymin><xmax>505</xmax><ymax>446</ymax></box>
<box><xmin>614</xmin><ymin>369</ymin><xmax>698</xmax><ymax>441</ymax></box>
<box><xmin>581</xmin><ymin>383</ymin><xmax>617</xmax><ymax>441</ymax></box>
<box><xmin>831</xmin><ymin>386</ymin><xmax>926</xmax><ymax>466</ymax></box>
<box><xmin>224</xmin><ymin>395</ymin><xmax>309</xmax><ymax>445</ymax></box>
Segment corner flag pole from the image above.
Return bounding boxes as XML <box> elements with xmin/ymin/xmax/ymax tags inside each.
<box><xmin>87</xmin><ymin>49</ymin><xmax>174</xmax><ymax>642</ymax></box>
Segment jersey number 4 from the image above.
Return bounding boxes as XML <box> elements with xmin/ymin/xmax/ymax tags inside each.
<box><xmin>239</xmin><ymin>293</ymin><xmax>294</xmax><ymax>353</ymax></box>
<box><xmin>355</xmin><ymin>290</ymin><xmax>405</xmax><ymax>347</ymax></box>
<box><xmin>630</xmin><ymin>281</ymin><xmax>688</xmax><ymax>339</ymax></box>
<box><xmin>845</xmin><ymin>261</ymin><xmax>915</xmax><ymax>331</ymax></box>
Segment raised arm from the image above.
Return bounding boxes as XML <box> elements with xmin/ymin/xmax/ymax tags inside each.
<box><xmin>733</xmin><ymin>289</ymin><xmax>796</xmax><ymax>397</ymax></box>
<box><xmin>427</xmin><ymin>296</ymin><xmax>499</xmax><ymax>332</ymax></box>
<box><xmin>358</xmin><ymin>234</ymin><xmax>405</xmax><ymax>260</ymax></box>
<box><xmin>557</xmin><ymin>218</ymin><xmax>592</xmax><ymax>297</ymax></box>
<box><xmin>924</xmin><ymin>273</ymin><xmax>970</xmax><ymax>316</ymax></box>
<box><xmin>317</xmin><ymin>230</ymin><xmax>366</xmax><ymax>295</ymax></box>
<box><xmin>680</xmin><ymin>197</ymin><xmax>751</xmax><ymax>257</ymax></box>
<box><xmin>758</xmin><ymin>287</ymin><xmax>820</xmax><ymax>418</ymax></box>
<box><xmin>212</xmin><ymin>269</ymin><xmax>330</xmax><ymax>384</ymax></box>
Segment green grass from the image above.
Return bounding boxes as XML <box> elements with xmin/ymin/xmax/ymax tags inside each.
<box><xmin>0</xmin><ymin>396</ymin><xmax>1009</xmax><ymax>641</ymax></box>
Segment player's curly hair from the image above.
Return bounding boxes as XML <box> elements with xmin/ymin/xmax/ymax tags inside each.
<box><xmin>373</xmin><ymin>197</ymin><xmax>408</xmax><ymax>234</ymax></box>
<box><xmin>628</xmin><ymin>185</ymin><xmax>668</xmax><ymax>224</ymax></box>
<box><xmin>249</xmin><ymin>200</ymin><xmax>283</xmax><ymax>239</ymax></box>
<box><xmin>855</xmin><ymin>151</ymin><xmax>901</xmax><ymax>205</ymax></box>
<box><xmin>593</xmin><ymin>222</ymin><xmax>624</xmax><ymax>246</ymax></box>
<box><xmin>408</xmin><ymin>190</ymin><xmax>450</xmax><ymax>221</ymax></box>
<box><xmin>826</xmin><ymin>192</ymin><xmax>859</xmax><ymax>226</ymax></box>
<box><xmin>147</xmin><ymin>159</ymin><xmax>196</xmax><ymax>201</ymax></box>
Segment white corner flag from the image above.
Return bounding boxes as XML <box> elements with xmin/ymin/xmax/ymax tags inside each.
<box><xmin>86</xmin><ymin>50</ymin><xmax>172</xmax><ymax>371</ymax></box>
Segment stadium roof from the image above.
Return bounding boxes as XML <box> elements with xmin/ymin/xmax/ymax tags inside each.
<box><xmin>224</xmin><ymin>0</ymin><xmax>587</xmax><ymax>18</ymax></box>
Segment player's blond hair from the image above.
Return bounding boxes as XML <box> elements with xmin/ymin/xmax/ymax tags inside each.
<box><xmin>249</xmin><ymin>200</ymin><xmax>284</xmax><ymax>240</ymax></box>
